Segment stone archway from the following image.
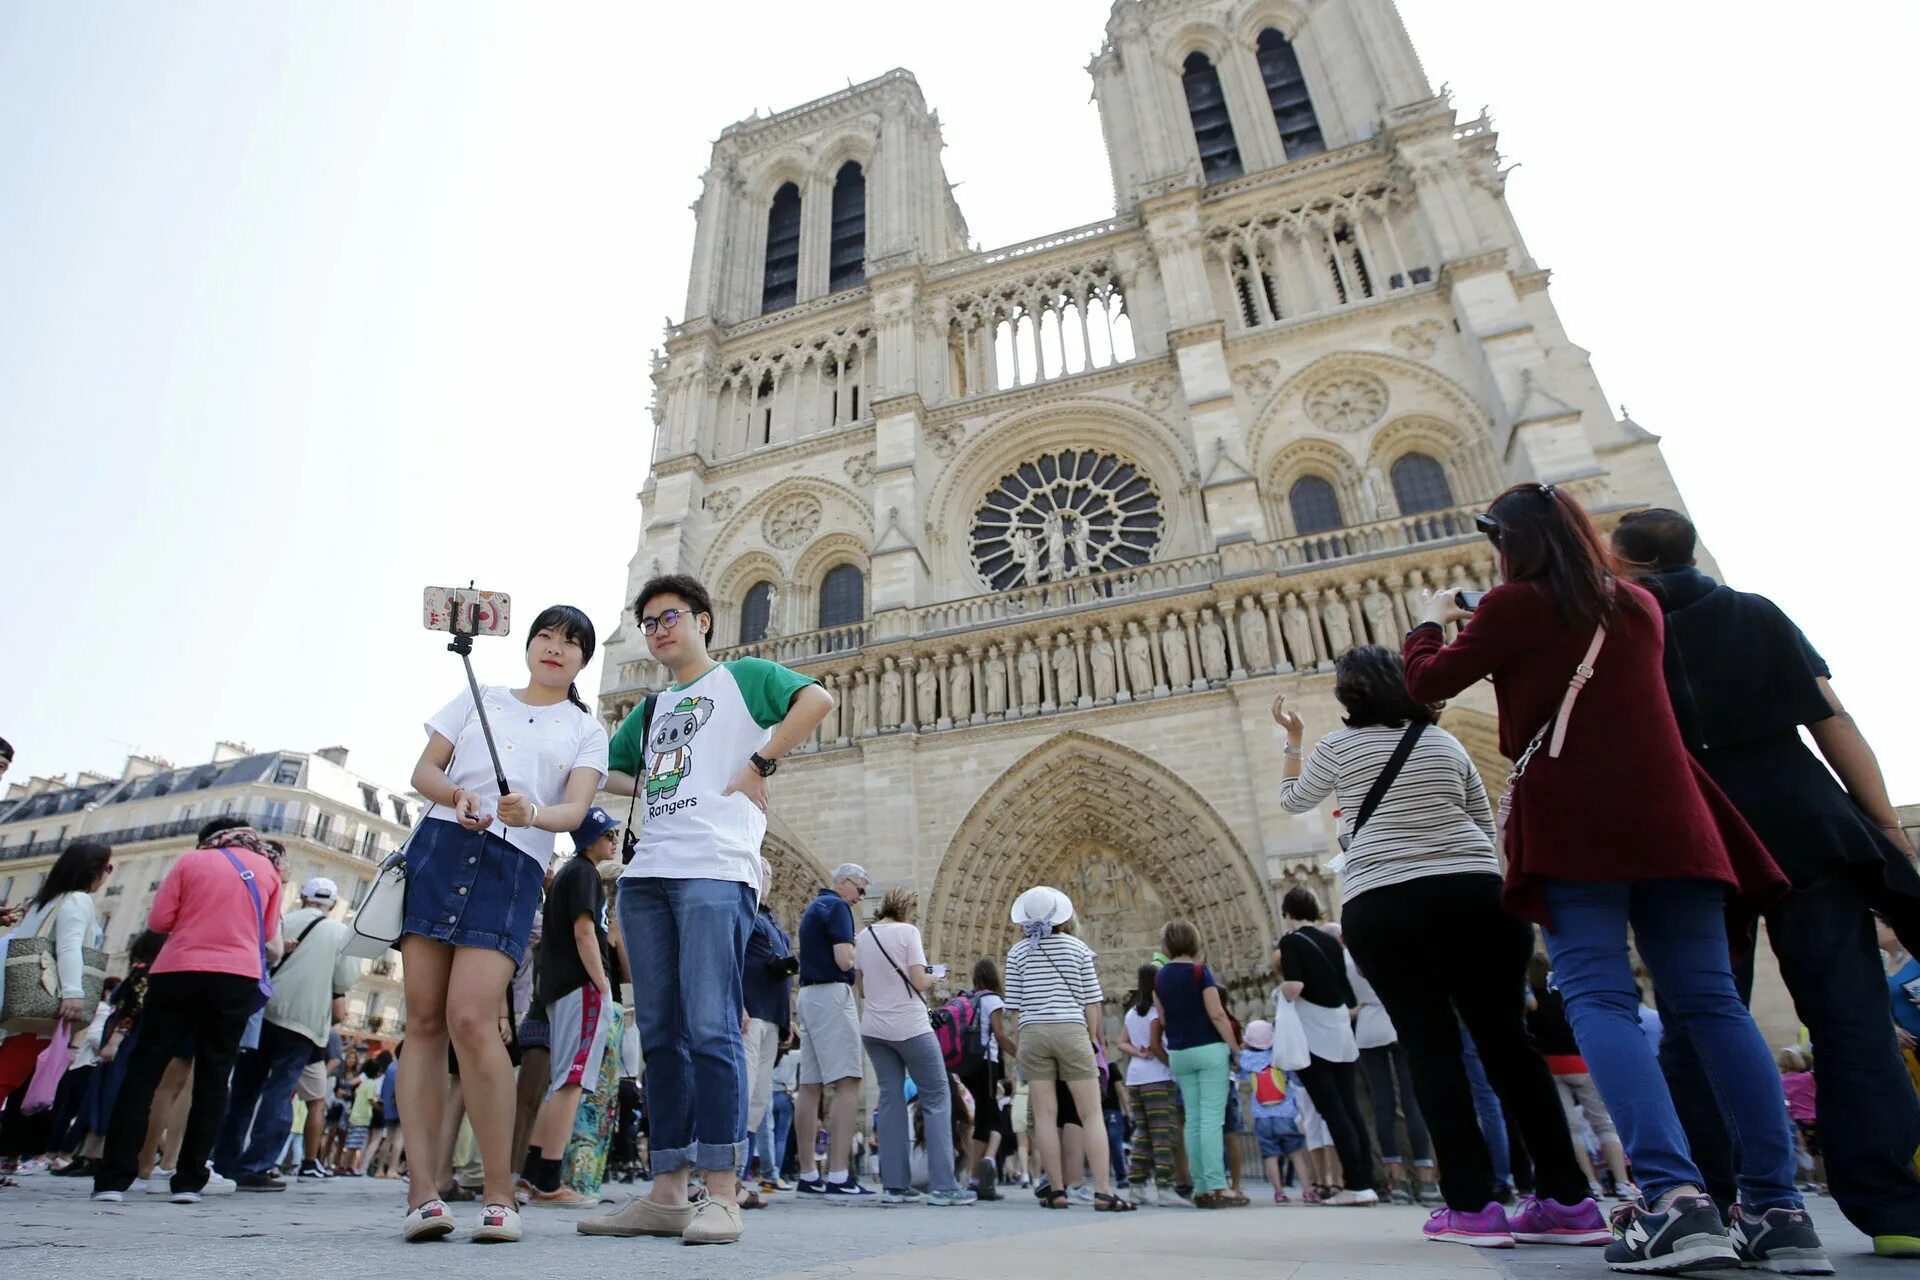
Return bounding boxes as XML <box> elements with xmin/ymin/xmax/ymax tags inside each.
<box><xmin>762</xmin><ymin>823</ymin><xmax>832</xmax><ymax>938</ymax></box>
<box><xmin>926</xmin><ymin>731</ymin><xmax>1273</xmax><ymax>1017</ymax></box>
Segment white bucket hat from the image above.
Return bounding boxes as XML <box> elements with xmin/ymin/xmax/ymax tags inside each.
<box><xmin>1010</xmin><ymin>885</ymin><xmax>1074</xmax><ymax>931</ymax></box>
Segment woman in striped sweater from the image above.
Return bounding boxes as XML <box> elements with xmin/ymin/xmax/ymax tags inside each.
<box><xmin>1275</xmin><ymin>645</ymin><xmax>1603</xmax><ymax>1250</ymax></box>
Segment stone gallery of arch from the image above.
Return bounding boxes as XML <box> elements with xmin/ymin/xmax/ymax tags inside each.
<box><xmin>599</xmin><ymin>0</ymin><xmax>1696</xmax><ymax>1013</ymax></box>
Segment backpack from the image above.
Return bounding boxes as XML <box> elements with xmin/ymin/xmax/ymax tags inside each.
<box><xmin>931</xmin><ymin>991</ymin><xmax>985</xmax><ymax>1072</ymax></box>
<box><xmin>1252</xmin><ymin>1065</ymin><xmax>1290</xmax><ymax>1107</ymax></box>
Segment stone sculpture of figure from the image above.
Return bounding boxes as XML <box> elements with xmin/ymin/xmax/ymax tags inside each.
<box><xmin>1281</xmin><ymin>593</ymin><xmax>1315</xmax><ymax>672</ymax></box>
<box><xmin>1401</xmin><ymin>569</ymin><xmax>1430</xmax><ymax>627</ymax></box>
<box><xmin>948</xmin><ymin>654</ymin><xmax>974</xmax><ymax>722</ymax></box>
<box><xmin>1017</xmin><ymin>641</ymin><xmax>1043</xmax><ymax>710</ymax></box>
<box><xmin>1361</xmin><ymin>580</ymin><xmax>1397</xmax><ymax>645</ymax></box>
<box><xmin>914</xmin><ymin>658</ymin><xmax>939</xmax><ymax>727</ymax></box>
<box><xmin>1161</xmin><ymin>613</ymin><xmax>1193</xmax><ymax>689</ymax></box>
<box><xmin>1124</xmin><ymin>620</ymin><xmax>1155</xmax><ymax>696</ymax></box>
<box><xmin>1051</xmin><ymin>635</ymin><xmax>1079</xmax><ymax>705</ymax></box>
<box><xmin>1321</xmin><ymin>591</ymin><xmax>1354</xmax><ymax>659</ymax></box>
<box><xmin>849</xmin><ymin>675</ymin><xmax>870</xmax><ymax>739</ymax></box>
<box><xmin>1237</xmin><ymin>603</ymin><xmax>1272</xmax><ymax>673</ymax></box>
<box><xmin>1359</xmin><ymin>466</ymin><xmax>1392</xmax><ymax>522</ymax></box>
<box><xmin>984</xmin><ymin>646</ymin><xmax>1008</xmax><ymax>717</ymax></box>
<box><xmin>1068</xmin><ymin>512</ymin><xmax>1093</xmax><ymax>576</ymax></box>
<box><xmin>1197</xmin><ymin>609</ymin><xmax>1230</xmax><ymax>682</ymax></box>
<box><xmin>879</xmin><ymin>657</ymin><xmax>903</xmax><ymax>730</ymax></box>
<box><xmin>1009</xmin><ymin>526</ymin><xmax>1040</xmax><ymax>588</ymax></box>
<box><xmin>1088</xmin><ymin>627</ymin><xmax>1118</xmax><ymax>703</ymax></box>
<box><xmin>821</xmin><ymin>675</ymin><xmax>844</xmax><ymax>741</ymax></box>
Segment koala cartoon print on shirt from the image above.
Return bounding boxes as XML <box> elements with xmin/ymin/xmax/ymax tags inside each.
<box><xmin>645</xmin><ymin>696</ymin><xmax>716</xmax><ymax>802</ymax></box>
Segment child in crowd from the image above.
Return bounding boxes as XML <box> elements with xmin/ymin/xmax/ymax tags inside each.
<box><xmin>346</xmin><ymin>1055</ymin><xmax>387</xmax><ymax>1174</ymax></box>
<box><xmin>1779</xmin><ymin>1047</ymin><xmax>1822</xmax><ymax>1191</ymax></box>
<box><xmin>1238</xmin><ymin>1021</ymin><xmax>1315</xmax><ymax>1204</ymax></box>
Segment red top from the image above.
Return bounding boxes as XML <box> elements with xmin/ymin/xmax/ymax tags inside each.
<box><xmin>149</xmin><ymin>845</ymin><xmax>283</xmax><ymax>980</ymax></box>
<box><xmin>1402</xmin><ymin>580</ymin><xmax>1787</xmax><ymax>926</ymax></box>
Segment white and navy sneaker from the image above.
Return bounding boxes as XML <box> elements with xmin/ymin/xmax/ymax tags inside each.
<box><xmin>1729</xmin><ymin>1205</ymin><xmax>1834</xmax><ymax>1275</ymax></box>
<box><xmin>794</xmin><ymin>1175</ymin><xmax>827</xmax><ymax>1197</ymax></box>
<box><xmin>822</xmin><ymin>1180</ymin><xmax>878</xmax><ymax>1204</ymax></box>
<box><xmin>1604</xmin><ymin>1194</ymin><xmax>1740</xmax><ymax>1274</ymax></box>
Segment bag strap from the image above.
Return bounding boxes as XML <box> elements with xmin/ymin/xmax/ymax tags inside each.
<box><xmin>620</xmin><ymin>693</ymin><xmax>657</xmax><ymax>864</ymax></box>
<box><xmin>863</xmin><ymin>925</ymin><xmax>926</xmax><ymax>1005</ymax></box>
<box><xmin>271</xmin><ymin>914</ymin><xmax>327</xmax><ymax>976</ymax></box>
<box><xmin>1545</xmin><ymin>626</ymin><xmax>1607</xmax><ymax>759</ymax></box>
<box><xmin>1351</xmin><ymin>722</ymin><xmax>1426</xmax><ymax>838</ymax></box>
<box><xmin>217</xmin><ymin>848</ymin><xmax>270</xmax><ymax>981</ymax></box>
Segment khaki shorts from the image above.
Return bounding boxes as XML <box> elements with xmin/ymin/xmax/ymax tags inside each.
<box><xmin>295</xmin><ymin>1061</ymin><xmax>330</xmax><ymax>1103</ymax></box>
<box><xmin>1016</xmin><ymin>1020</ymin><xmax>1097</xmax><ymax>1083</ymax></box>
<box><xmin>797</xmin><ymin>983</ymin><xmax>863</xmax><ymax>1085</ymax></box>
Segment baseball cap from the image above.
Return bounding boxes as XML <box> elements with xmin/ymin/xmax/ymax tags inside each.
<box><xmin>302</xmin><ymin>876</ymin><xmax>339</xmax><ymax>905</ymax></box>
<box><xmin>572</xmin><ymin>805</ymin><xmax>621</xmax><ymax>853</ymax></box>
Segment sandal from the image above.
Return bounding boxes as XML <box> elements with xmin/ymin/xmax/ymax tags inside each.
<box><xmin>1093</xmin><ymin>1192</ymin><xmax>1136</xmax><ymax>1212</ymax></box>
<box><xmin>1038</xmin><ymin>1189</ymin><xmax>1071</xmax><ymax>1209</ymax></box>
<box><xmin>1219</xmin><ymin>1189</ymin><xmax>1250</xmax><ymax>1207</ymax></box>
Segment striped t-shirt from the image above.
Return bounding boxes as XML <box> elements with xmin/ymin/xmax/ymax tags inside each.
<box><xmin>1004</xmin><ymin>933</ymin><xmax>1103</xmax><ymax>1025</ymax></box>
<box><xmin>1277</xmin><ymin>723</ymin><xmax>1500</xmax><ymax>902</ymax></box>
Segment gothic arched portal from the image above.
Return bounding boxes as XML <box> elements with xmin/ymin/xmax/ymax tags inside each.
<box><xmin>926</xmin><ymin>732</ymin><xmax>1274</xmax><ymax>1020</ymax></box>
<box><xmin>761</xmin><ymin>826</ymin><xmax>832</xmax><ymax>938</ymax></box>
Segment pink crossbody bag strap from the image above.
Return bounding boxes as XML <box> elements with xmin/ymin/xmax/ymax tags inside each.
<box><xmin>1546</xmin><ymin>625</ymin><xmax>1607</xmax><ymax>759</ymax></box>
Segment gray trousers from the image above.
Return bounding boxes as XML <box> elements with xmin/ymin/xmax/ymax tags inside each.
<box><xmin>862</xmin><ymin>1032</ymin><xmax>956</xmax><ymax>1193</ymax></box>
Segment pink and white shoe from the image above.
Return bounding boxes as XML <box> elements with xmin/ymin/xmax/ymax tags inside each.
<box><xmin>1507</xmin><ymin>1195</ymin><xmax>1611</xmax><ymax>1245</ymax></box>
<box><xmin>1424</xmin><ymin>1203</ymin><xmax>1517</xmax><ymax>1248</ymax></box>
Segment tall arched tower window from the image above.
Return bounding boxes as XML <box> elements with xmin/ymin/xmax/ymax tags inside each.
<box><xmin>1255</xmin><ymin>29</ymin><xmax>1324</xmax><ymax>160</ymax></box>
<box><xmin>1181</xmin><ymin>53</ymin><xmax>1242</xmax><ymax>183</ymax></box>
<box><xmin>739</xmin><ymin>581</ymin><xmax>774</xmax><ymax>645</ymax></box>
<box><xmin>762</xmin><ymin>182</ymin><xmax>801</xmax><ymax>314</ymax></box>
<box><xmin>1288</xmin><ymin>476</ymin><xmax>1344</xmax><ymax>534</ymax></box>
<box><xmin>818</xmin><ymin>564</ymin><xmax>865</xmax><ymax>629</ymax></box>
<box><xmin>829</xmin><ymin>162</ymin><xmax>866</xmax><ymax>293</ymax></box>
<box><xmin>1390</xmin><ymin>453</ymin><xmax>1454</xmax><ymax>514</ymax></box>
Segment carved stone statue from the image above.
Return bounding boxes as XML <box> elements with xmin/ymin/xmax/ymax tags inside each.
<box><xmin>914</xmin><ymin>658</ymin><xmax>939</xmax><ymax>727</ymax></box>
<box><xmin>1359</xmin><ymin>466</ymin><xmax>1392</xmax><ymax>522</ymax></box>
<box><xmin>984</xmin><ymin>646</ymin><xmax>1008</xmax><ymax>717</ymax></box>
<box><xmin>1321</xmin><ymin>591</ymin><xmax>1354</xmax><ymax>658</ymax></box>
<box><xmin>1402</xmin><ymin>570</ymin><xmax>1430</xmax><ymax>628</ymax></box>
<box><xmin>1051</xmin><ymin>636</ymin><xmax>1079</xmax><ymax>705</ymax></box>
<box><xmin>849</xmin><ymin>675</ymin><xmax>870</xmax><ymax>738</ymax></box>
<box><xmin>1009</xmin><ymin>526</ymin><xmax>1040</xmax><ymax>588</ymax></box>
<box><xmin>1017</xmin><ymin>641</ymin><xmax>1043</xmax><ymax>710</ymax></box>
<box><xmin>1161</xmin><ymin>613</ymin><xmax>1193</xmax><ymax>689</ymax></box>
<box><xmin>761</xmin><ymin>582</ymin><xmax>784</xmax><ymax>639</ymax></box>
<box><xmin>1068</xmin><ymin>513</ymin><xmax>1093</xmax><ymax>576</ymax></box>
<box><xmin>1197</xmin><ymin>609</ymin><xmax>1230</xmax><ymax>681</ymax></box>
<box><xmin>1124</xmin><ymin>620</ymin><xmax>1155</xmax><ymax>696</ymax></box>
<box><xmin>1043</xmin><ymin>511</ymin><xmax>1068</xmax><ymax>581</ymax></box>
<box><xmin>1237</xmin><ymin>603</ymin><xmax>1272</xmax><ymax>672</ymax></box>
<box><xmin>948</xmin><ymin>653</ymin><xmax>974</xmax><ymax>722</ymax></box>
<box><xmin>822</xmin><ymin>675</ymin><xmax>844</xmax><ymax>741</ymax></box>
<box><xmin>1362</xmin><ymin>580</ymin><xmax>1397</xmax><ymax>645</ymax></box>
<box><xmin>1089</xmin><ymin>627</ymin><xmax>1118</xmax><ymax>703</ymax></box>
<box><xmin>1281</xmin><ymin>594</ymin><xmax>1315</xmax><ymax>672</ymax></box>
<box><xmin>879</xmin><ymin>657</ymin><xmax>902</xmax><ymax>730</ymax></box>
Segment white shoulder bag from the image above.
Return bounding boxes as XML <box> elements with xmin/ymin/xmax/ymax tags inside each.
<box><xmin>345</xmin><ymin>827</ymin><xmax>416</xmax><ymax>960</ymax></box>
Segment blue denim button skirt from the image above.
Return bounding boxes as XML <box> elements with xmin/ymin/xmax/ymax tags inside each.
<box><xmin>400</xmin><ymin>817</ymin><xmax>543</xmax><ymax>964</ymax></box>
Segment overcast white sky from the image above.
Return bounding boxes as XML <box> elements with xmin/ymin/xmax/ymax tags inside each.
<box><xmin>2</xmin><ymin>1</ymin><xmax>1915</xmax><ymax>800</ymax></box>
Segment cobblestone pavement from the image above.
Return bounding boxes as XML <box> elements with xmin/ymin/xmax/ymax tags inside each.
<box><xmin>2</xmin><ymin>1172</ymin><xmax>1878</xmax><ymax>1280</ymax></box>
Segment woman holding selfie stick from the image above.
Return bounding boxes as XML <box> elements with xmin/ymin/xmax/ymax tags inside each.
<box><xmin>396</xmin><ymin>605</ymin><xmax>609</xmax><ymax>1244</ymax></box>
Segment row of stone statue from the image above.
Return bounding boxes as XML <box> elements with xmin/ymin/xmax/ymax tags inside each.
<box><xmin>807</xmin><ymin>561</ymin><xmax>1494</xmax><ymax>744</ymax></box>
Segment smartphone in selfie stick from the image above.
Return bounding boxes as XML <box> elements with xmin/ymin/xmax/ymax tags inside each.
<box><xmin>424</xmin><ymin>585</ymin><xmax>513</xmax><ymax>797</ymax></box>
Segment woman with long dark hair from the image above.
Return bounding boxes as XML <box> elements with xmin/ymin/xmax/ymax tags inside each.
<box><xmin>1403</xmin><ymin>483</ymin><xmax>1826</xmax><ymax>1275</ymax></box>
<box><xmin>395</xmin><ymin>604</ymin><xmax>609</xmax><ymax>1243</ymax></box>
<box><xmin>1119</xmin><ymin>962</ymin><xmax>1181</xmax><ymax>1204</ymax></box>
<box><xmin>0</xmin><ymin>841</ymin><xmax>110</xmax><ymax>1128</ymax></box>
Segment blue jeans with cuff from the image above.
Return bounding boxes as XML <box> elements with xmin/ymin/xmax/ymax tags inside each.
<box><xmin>1543</xmin><ymin>878</ymin><xmax>1801</xmax><ymax>1210</ymax></box>
<box><xmin>618</xmin><ymin>875</ymin><xmax>755</xmax><ymax>1174</ymax></box>
<box><xmin>213</xmin><ymin>1019</ymin><xmax>316</xmax><ymax>1176</ymax></box>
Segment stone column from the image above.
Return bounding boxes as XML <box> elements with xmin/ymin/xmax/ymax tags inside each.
<box><xmin>1180</xmin><ymin>611</ymin><xmax>1207</xmax><ymax>691</ymax></box>
<box><xmin>1301</xmin><ymin>589</ymin><xmax>1331</xmax><ymax>669</ymax></box>
<box><xmin>1220</xmin><ymin>597</ymin><xmax>1247</xmax><ymax>680</ymax></box>
<box><xmin>1071</xmin><ymin>631</ymin><xmax>1093</xmax><ymax>709</ymax></box>
<box><xmin>1261</xmin><ymin>591</ymin><xmax>1291</xmax><ymax>673</ymax></box>
<box><xmin>933</xmin><ymin>653</ymin><xmax>954</xmax><ymax>732</ymax></box>
<box><xmin>967</xmin><ymin>647</ymin><xmax>987</xmax><ymax>725</ymax></box>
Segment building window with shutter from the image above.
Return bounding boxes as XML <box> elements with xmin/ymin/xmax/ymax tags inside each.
<box><xmin>1181</xmin><ymin>53</ymin><xmax>1242</xmax><ymax>183</ymax></box>
<box><xmin>762</xmin><ymin>182</ymin><xmax>801</xmax><ymax>314</ymax></box>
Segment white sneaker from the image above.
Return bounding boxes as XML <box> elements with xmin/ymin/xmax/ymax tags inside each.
<box><xmin>171</xmin><ymin>1189</ymin><xmax>202</xmax><ymax>1204</ymax></box>
<box><xmin>92</xmin><ymin>1189</ymin><xmax>124</xmax><ymax>1203</ymax></box>
<box><xmin>128</xmin><ymin>1179</ymin><xmax>149</xmax><ymax>1194</ymax></box>
<box><xmin>146</xmin><ymin>1171</ymin><xmax>176</xmax><ymax>1193</ymax></box>
<box><xmin>1328</xmin><ymin>1188</ymin><xmax>1380</xmax><ymax>1206</ymax></box>
<box><xmin>403</xmin><ymin>1199</ymin><xmax>457</xmax><ymax>1242</ymax></box>
<box><xmin>201</xmin><ymin>1173</ymin><xmax>237</xmax><ymax>1196</ymax></box>
<box><xmin>1158</xmin><ymin>1186</ymin><xmax>1194</xmax><ymax>1208</ymax></box>
<box><xmin>1068</xmin><ymin>1183</ymin><xmax>1095</xmax><ymax>1204</ymax></box>
<box><xmin>472</xmin><ymin>1202</ymin><xmax>523</xmax><ymax>1243</ymax></box>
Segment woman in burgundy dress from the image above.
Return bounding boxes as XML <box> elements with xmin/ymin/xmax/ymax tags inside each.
<box><xmin>1402</xmin><ymin>483</ymin><xmax>1828</xmax><ymax>1277</ymax></box>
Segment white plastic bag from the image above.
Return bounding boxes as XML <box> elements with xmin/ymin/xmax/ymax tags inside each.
<box><xmin>1269</xmin><ymin>990</ymin><xmax>1312</xmax><ymax>1072</ymax></box>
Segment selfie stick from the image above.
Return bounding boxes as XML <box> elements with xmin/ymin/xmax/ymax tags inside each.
<box><xmin>449</xmin><ymin>604</ymin><xmax>512</xmax><ymax>797</ymax></box>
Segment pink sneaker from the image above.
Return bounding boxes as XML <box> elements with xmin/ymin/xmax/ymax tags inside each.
<box><xmin>1508</xmin><ymin>1195</ymin><xmax>1611</xmax><ymax>1245</ymax></box>
<box><xmin>1424</xmin><ymin>1203</ymin><xmax>1516</xmax><ymax>1248</ymax></box>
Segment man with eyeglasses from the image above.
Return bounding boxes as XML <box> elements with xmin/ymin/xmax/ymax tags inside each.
<box><xmin>793</xmin><ymin>863</ymin><xmax>874</xmax><ymax>1202</ymax></box>
<box><xmin>581</xmin><ymin>574</ymin><xmax>832</xmax><ymax>1247</ymax></box>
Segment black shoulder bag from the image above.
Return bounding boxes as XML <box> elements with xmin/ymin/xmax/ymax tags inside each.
<box><xmin>1349</xmin><ymin>722</ymin><xmax>1426</xmax><ymax>840</ymax></box>
<box><xmin>863</xmin><ymin>925</ymin><xmax>926</xmax><ymax>1005</ymax></box>
<box><xmin>620</xmin><ymin>693</ymin><xmax>658</xmax><ymax>866</ymax></box>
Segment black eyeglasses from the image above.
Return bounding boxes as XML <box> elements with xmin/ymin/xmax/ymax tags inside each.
<box><xmin>640</xmin><ymin>608</ymin><xmax>688</xmax><ymax>637</ymax></box>
<box><xmin>1474</xmin><ymin>512</ymin><xmax>1502</xmax><ymax>546</ymax></box>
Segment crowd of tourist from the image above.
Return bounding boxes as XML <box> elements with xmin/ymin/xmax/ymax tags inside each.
<box><xmin>3</xmin><ymin>490</ymin><xmax>1918</xmax><ymax>1277</ymax></box>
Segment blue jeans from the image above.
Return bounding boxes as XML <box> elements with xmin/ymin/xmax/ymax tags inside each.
<box><xmin>212</xmin><ymin>1019</ymin><xmax>314</xmax><ymax>1177</ymax></box>
<box><xmin>864</xmin><ymin>1032</ymin><xmax>957</xmax><ymax>1193</ymax></box>
<box><xmin>1460</xmin><ymin>1026</ymin><xmax>1512</xmax><ymax>1186</ymax></box>
<box><xmin>618</xmin><ymin>875</ymin><xmax>755</xmax><ymax>1174</ymax></box>
<box><xmin>770</xmin><ymin>1090</ymin><xmax>794</xmax><ymax>1177</ymax></box>
<box><xmin>1544</xmin><ymin>878</ymin><xmax>1801</xmax><ymax>1210</ymax></box>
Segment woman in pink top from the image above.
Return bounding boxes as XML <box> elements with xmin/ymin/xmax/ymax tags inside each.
<box><xmin>92</xmin><ymin>819</ymin><xmax>282</xmax><ymax>1203</ymax></box>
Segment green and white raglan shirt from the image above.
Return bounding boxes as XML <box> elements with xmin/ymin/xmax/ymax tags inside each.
<box><xmin>609</xmin><ymin>657</ymin><xmax>818</xmax><ymax>891</ymax></box>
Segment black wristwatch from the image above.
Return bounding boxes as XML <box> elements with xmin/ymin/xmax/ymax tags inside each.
<box><xmin>749</xmin><ymin>752</ymin><xmax>779</xmax><ymax>778</ymax></box>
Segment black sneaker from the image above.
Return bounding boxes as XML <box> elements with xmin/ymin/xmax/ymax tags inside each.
<box><xmin>297</xmin><ymin>1159</ymin><xmax>326</xmax><ymax>1180</ymax></box>
<box><xmin>1604</xmin><ymin>1195</ymin><xmax>1740</xmax><ymax>1274</ymax></box>
<box><xmin>822</xmin><ymin>1180</ymin><xmax>878</xmax><ymax>1204</ymax></box>
<box><xmin>795</xmin><ymin>1176</ymin><xmax>827</xmax><ymax>1196</ymax></box>
<box><xmin>234</xmin><ymin>1171</ymin><xmax>287</xmax><ymax>1192</ymax></box>
<box><xmin>1729</xmin><ymin>1205</ymin><xmax>1834</xmax><ymax>1275</ymax></box>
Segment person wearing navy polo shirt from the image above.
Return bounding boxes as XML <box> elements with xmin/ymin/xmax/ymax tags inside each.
<box><xmin>794</xmin><ymin>864</ymin><xmax>871</xmax><ymax>1201</ymax></box>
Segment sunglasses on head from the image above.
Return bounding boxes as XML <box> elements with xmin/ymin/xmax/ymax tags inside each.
<box><xmin>1474</xmin><ymin>512</ymin><xmax>1502</xmax><ymax>546</ymax></box>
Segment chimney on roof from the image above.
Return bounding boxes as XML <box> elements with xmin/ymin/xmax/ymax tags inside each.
<box><xmin>121</xmin><ymin>755</ymin><xmax>166</xmax><ymax>781</ymax></box>
<box><xmin>316</xmin><ymin>746</ymin><xmax>350</xmax><ymax>767</ymax></box>
<box><xmin>75</xmin><ymin>771</ymin><xmax>111</xmax><ymax>787</ymax></box>
<box><xmin>212</xmin><ymin>741</ymin><xmax>252</xmax><ymax>764</ymax></box>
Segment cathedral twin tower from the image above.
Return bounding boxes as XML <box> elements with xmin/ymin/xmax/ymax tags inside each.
<box><xmin>599</xmin><ymin>0</ymin><xmax>1692</xmax><ymax>998</ymax></box>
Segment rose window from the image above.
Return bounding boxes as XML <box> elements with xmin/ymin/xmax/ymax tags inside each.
<box><xmin>970</xmin><ymin>449</ymin><xmax>1163</xmax><ymax>590</ymax></box>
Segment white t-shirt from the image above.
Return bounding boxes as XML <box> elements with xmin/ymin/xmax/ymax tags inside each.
<box><xmin>1124</xmin><ymin>1006</ymin><xmax>1174</xmax><ymax>1086</ymax></box>
<box><xmin>857</xmin><ymin>921</ymin><xmax>931</xmax><ymax>1042</ymax></box>
<box><xmin>425</xmin><ymin>685</ymin><xmax>610</xmax><ymax>868</ymax></box>
<box><xmin>977</xmin><ymin>991</ymin><xmax>1006</xmax><ymax>1064</ymax></box>
<box><xmin>610</xmin><ymin>659</ymin><xmax>816</xmax><ymax>889</ymax></box>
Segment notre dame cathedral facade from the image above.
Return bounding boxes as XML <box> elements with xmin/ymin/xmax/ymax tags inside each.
<box><xmin>598</xmin><ymin>0</ymin><xmax>1702</xmax><ymax>1012</ymax></box>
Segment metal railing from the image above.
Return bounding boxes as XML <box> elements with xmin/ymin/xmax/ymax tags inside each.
<box><xmin>0</xmin><ymin>809</ymin><xmax>391</xmax><ymax>866</ymax></box>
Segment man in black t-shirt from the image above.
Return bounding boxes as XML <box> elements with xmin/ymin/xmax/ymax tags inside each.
<box><xmin>519</xmin><ymin>807</ymin><xmax>621</xmax><ymax>1206</ymax></box>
